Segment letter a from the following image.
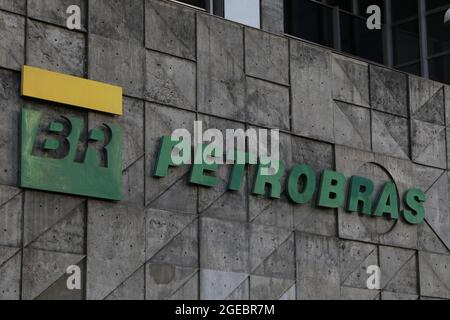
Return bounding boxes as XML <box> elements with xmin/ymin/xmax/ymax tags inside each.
<box><xmin>367</xmin><ymin>5</ymin><xmax>381</xmax><ymax>30</ymax></box>
<box><xmin>67</xmin><ymin>5</ymin><xmax>81</xmax><ymax>30</ymax></box>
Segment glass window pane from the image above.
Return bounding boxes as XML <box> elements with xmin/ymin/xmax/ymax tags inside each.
<box><xmin>427</xmin><ymin>10</ymin><xmax>450</xmax><ymax>55</ymax></box>
<box><xmin>224</xmin><ymin>0</ymin><xmax>260</xmax><ymax>28</ymax></box>
<box><xmin>392</xmin><ymin>0</ymin><xmax>418</xmax><ymax>22</ymax></box>
<box><xmin>324</xmin><ymin>0</ymin><xmax>352</xmax><ymax>12</ymax></box>
<box><xmin>429</xmin><ymin>54</ymin><xmax>450</xmax><ymax>84</ymax></box>
<box><xmin>284</xmin><ymin>0</ymin><xmax>334</xmax><ymax>48</ymax></box>
<box><xmin>173</xmin><ymin>0</ymin><xmax>206</xmax><ymax>9</ymax></box>
<box><xmin>426</xmin><ymin>0</ymin><xmax>450</xmax><ymax>11</ymax></box>
<box><xmin>340</xmin><ymin>12</ymin><xmax>384</xmax><ymax>63</ymax></box>
<box><xmin>396</xmin><ymin>63</ymin><xmax>421</xmax><ymax>76</ymax></box>
<box><xmin>393</xmin><ymin>20</ymin><xmax>420</xmax><ymax>64</ymax></box>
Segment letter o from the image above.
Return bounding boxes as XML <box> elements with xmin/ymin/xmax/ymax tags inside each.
<box><xmin>287</xmin><ymin>164</ymin><xmax>316</xmax><ymax>204</ymax></box>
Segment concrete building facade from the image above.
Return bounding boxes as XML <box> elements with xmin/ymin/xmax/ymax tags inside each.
<box><xmin>0</xmin><ymin>0</ymin><xmax>449</xmax><ymax>300</ymax></box>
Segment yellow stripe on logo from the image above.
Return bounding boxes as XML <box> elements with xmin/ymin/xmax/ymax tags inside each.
<box><xmin>21</xmin><ymin>65</ymin><xmax>123</xmax><ymax>116</ymax></box>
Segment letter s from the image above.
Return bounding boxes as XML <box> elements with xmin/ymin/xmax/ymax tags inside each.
<box><xmin>402</xmin><ymin>188</ymin><xmax>426</xmax><ymax>225</ymax></box>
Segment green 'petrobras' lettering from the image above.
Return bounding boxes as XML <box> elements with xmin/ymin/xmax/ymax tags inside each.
<box><xmin>153</xmin><ymin>136</ymin><xmax>426</xmax><ymax>225</ymax></box>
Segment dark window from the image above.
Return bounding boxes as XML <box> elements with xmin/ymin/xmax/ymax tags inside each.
<box><xmin>397</xmin><ymin>62</ymin><xmax>421</xmax><ymax>76</ymax></box>
<box><xmin>340</xmin><ymin>11</ymin><xmax>384</xmax><ymax>63</ymax></box>
<box><xmin>173</xmin><ymin>0</ymin><xmax>207</xmax><ymax>9</ymax></box>
<box><xmin>393</xmin><ymin>20</ymin><xmax>420</xmax><ymax>65</ymax></box>
<box><xmin>391</xmin><ymin>0</ymin><xmax>418</xmax><ymax>21</ymax></box>
<box><xmin>426</xmin><ymin>0</ymin><xmax>450</xmax><ymax>11</ymax></box>
<box><xmin>429</xmin><ymin>53</ymin><xmax>450</xmax><ymax>84</ymax></box>
<box><xmin>427</xmin><ymin>10</ymin><xmax>450</xmax><ymax>54</ymax></box>
<box><xmin>324</xmin><ymin>0</ymin><xmax>352</xmax><ymax>12</ymax></box>
<box><xmin>285</xmin><ymin>0</ymin><xmax>334</xmax><ymax>48</ymax></box>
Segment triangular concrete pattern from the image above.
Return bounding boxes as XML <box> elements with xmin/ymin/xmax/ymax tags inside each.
<box><xmin>29</xmin><ymin>203</ymin><xmax>85</xmax><ymax>255</ymax></box>
<box><xmin>334</xmin><ymin>57</ymin><xmax>370</xmax><ymax>107</ymax></box>
<box><xmin>413</xmin><ymin>87</ymin><xmax>445</xmax><ymax>125</ymax></box>
<box><xmin>0</xmin><ymin>246</ymin><xmax>20</xmax><ymax>267</ymax></box>
<box><xmin>21</xmin><ymin>248</ymin><xmax>85</xmax><ymax>300</ymax></box>
<box><xmin>372</xmin><ymin>68</ymin><xmax>405</xmax><ymax>113</ymax></box>
<box><xmin>252</xmin><ymin>233</ymin><xmax>295</xmax><ymax>280</ymax></box>
<box><xmin>414</xmin><ymin>126</ymin><xmax>446</xmax><ymax>166</ymax></box>
<box><xmin>372</xmin><ymin>111</ymin><xmax>409</xmax><ymax>159</ymax></box>
<box><xmin>145</xmin><ymin>209</ymin><xmax>197</xmax><ymax>261</ymax></box>
<box><xmin>384</xmin><ymin>256</ymin><xmax>418</xmax><ymax>295</ymax></box>
<box><xmin>335</xmin><ymin>101</ymin><xmax>367</xmax><ymax>147</ymax></box>
<box><xmin>200</xmin><ymin>269</ymin><xmax>248</xmax><ymax>300</ymax></box>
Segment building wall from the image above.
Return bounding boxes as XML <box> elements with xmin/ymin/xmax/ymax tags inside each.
<box><xmin>0</xmin><ymin>0</ymin><xmax>449</xmax><ymax>300</ymax></box>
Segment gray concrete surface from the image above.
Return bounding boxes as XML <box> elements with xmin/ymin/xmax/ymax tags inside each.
<box><xmin>0</xmin><ymin>0</ymin><xmax>449</xmax><ymax>300</ymax></box>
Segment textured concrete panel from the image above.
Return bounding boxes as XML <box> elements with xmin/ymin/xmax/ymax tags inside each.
<box><xmin>89</xmin><ymin>0</ymin><xmax>143</xmax><ymax>44</ymax></box>
<box><xmin>0</xmin><ymin>11</ymin><xmax>25</xmax><ymax>71</ymax></box>
<box><xmin>336</xmin><ymin>146</ymin><xmax>417</xmax><ymax>249</ymax></box>
<box><xmin>409</xmin><ymin>76</ymin><xmax>445</xmax><ymax>125</ymax></box>
<box><xmin>146</xmin><ymin>264</ymin><xmax>198</xmax><ymax>300</ymax></box>
<box><xmin>296</xmin><ymin>233</ymin><xmax>340</xmax><ymax>300</ymax></box>
<box><xmin>246</xmin><ymin>77</ymin><xmax>290</xmax><ymax>130</ymax></box>
<box><xmin>340</xmin><ymin>287</ymin><xmax>379</xmax><ymax>300</ymax></box>
<box><xmin>200</xmin><ymin>269</ymin><xmax>247</xmax><ymax>300</ymax></box>
<box><xmin>0</xmin><ymin>249</ymin><xmax>21</xmax><ymax>300</ymax></box>
<box><xmin>446</xmin><ymin>85</ymin><xmax>450</xmax><ymax>126</ymax></box>
<box><xmin>227</xmin><ymin>278</ymin><xmax>250</xmax><ymax>300</ymax></box>
<box><xmin>89</xmin><ymin>34</ymin><xmax>145</xmax><ymax>98</ymax></box>
<box><xmin>411</xmin><ymin>120</ymin><xmax>447</xmax><ymax>169</ymax></box>
<box><xmin>419</xmin><ymin>252</ymin><xmax>450</xmax><ymax>299</ymax></box>
<box><xmin>36</xmin><ymin>259</ymin><xmax>85</xmax><ymax>300</ymax></box>
<box><xmin>22</xmin><ymin>248</ymin><xmax>84</xmax><ymax>300</ymax></box>
<box><xmin>145</xmin><ymin>50</ymin><xmax>196</xmax><ymax>110</ymax></box>
<box><xmin>379</xmin><ymin>246</ymin><xmax>417</xmax><ymax>295</ymax></box>
<box><xmin>249</xmin><ymin>224</ymin><xmax>292</xmax><ymax>274</ymax></box>
<box><xmin>145</xmin><ymin>103</ymin><xmax>197</xmax><ymax>214</ymax></box>
<box><xmin>252</xmin><ymin>233</ymin><xmax>295</xmax><ymax>280</ymax></box>
<box><xmin>418</xmin><ymin>221</ymin><xmax>450</xmax><ymax>255</ymax></box>
<box><xmin>370</xmin><ymin>65</ymin><xmax>408</xmax><ymax>117</ymax></box>
<box><xmin>424</xmin><ymin>172</ymin><xmax>450</xmax><ymax>250</ymax></box>
<box><xmin>0</xmin><ymin>0</ymin><xmax>25</xmax><ymax>14</ymax></box>
<box><xmin>24</xmin><ymin>191</ymin><xmax>85</xmax><ymax>248</ymax></box>
<box><xmin>334</xmin><ymin>101</ymin><xmax>371</xmax><ymax>151</ymax></box>
<box><xmin>340</xmin><ymin>241</ymin><xmax>378</xmax><ymax>289</ymax></box>
<box><xmin>87</xmin><ymin>159</ymin><xmax>145</xmax><ymax>300</ymax></box>
<box><xmin>29</xmin><ymin>204</ymin><xmax>85</xmax><ymax>255</ymax></box>
<box><xmin>0</xmin><ymin>70</ymin><xmax>21</xmax><ymax>186</ymax></box>
<box><xmin>145</xmin><ymin>0</ymin><xmax>196</xmax><ymax>60</ymax></box>
<box><xmin>197</xmin><ymin>115</ymin><xmax>247</xmax><ymax>222</ymax></box>
<box><xmin>106</xmin><ymin>267</ymin><xmax>144</xmax><ymax>300</ymax></box>
<box><xmin>0</xmin><ymin>186</ymin><xmax>22</xmax><ymax>247</ymax></box>
<box><xmin>332</xmin><ymin>54</ymin><xmax>369</xmax><ymax>107</ymax></box>
<box><xmin>146</xmin><ymin>209</ymin><xmax>198</xmax><ymax>268</ymax></box>
<box><xmin>260</xmin><ymin>0</ymin><xmax>284</xmax><ymax>34</ymax></box>
<box><xmin>245</xmin><ymin>28</ymin><xmax>289</xmax><ymax>85</ymax></box>
<box><xmin>372</xmin><ymin>110</ymin><xmax>410</xmax><ymax>160</ymax></box>
<box><xmin>146</xmin><ymin>209</ymin><xmax>196</xmax><ymax>261</ymax></box>
<box><xmin>250</xmin><ymin>275</ymin><xmax>295</xmax><ymax>300</ymax></box>
<box><xmin>27</xmin><ymin>20</ymin><xmax>85</xmax><ymax>77</ymax></box>
<box><xmin>90</xmin><ymin>97</ymin><xmax>144</xmax><ymax>170</ymax></box>
<box><xmin>382</xmin><ymin>291</ymin><xmax>418</xmax><ymax>300</ymax></box>
<box><xmin>197</xmin><ymin>14</ymin><xmax>245</xmax><ymax>120</ymax></box>
<box><xmin>28</xmin><ymin>0</ymin><xmax>86</xmax><ymax>29</ymax></box>
<box><xmin>291</xmin><ymin>136</ymin><xmax>336</xmax><ymax>236</ymax></box>
<box><xmin>291</xmin><ymin>41</ymin><xmax>333</xmax><ymax>142</ymax></box>
<box><xmin>200</xmin><ymin>217</ymin><xmax>249</xmax><ymax>273</ymax></box>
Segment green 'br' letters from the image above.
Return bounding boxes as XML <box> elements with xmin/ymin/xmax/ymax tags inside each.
<box><xmin>20</xmin><ymin>107</ymin><xmax>122</xmax><ymax>200</ymax></box>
